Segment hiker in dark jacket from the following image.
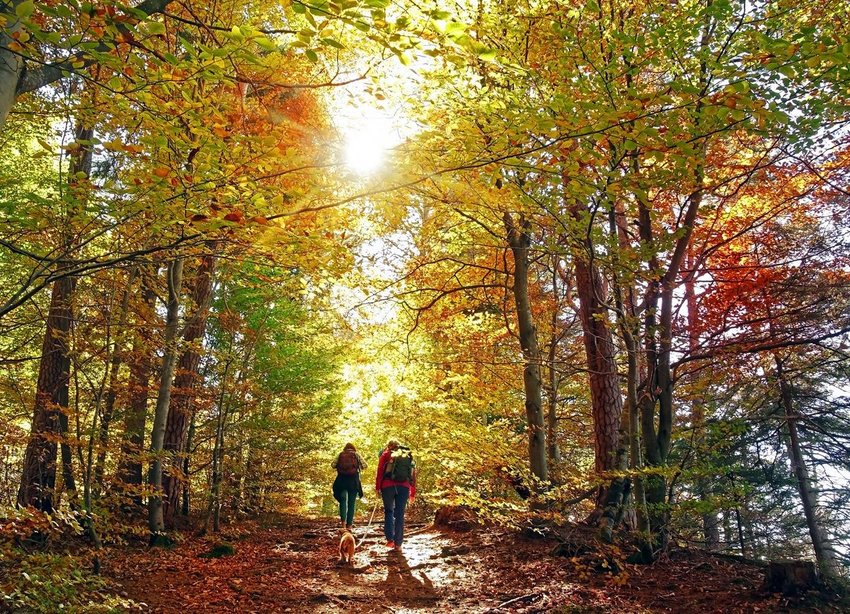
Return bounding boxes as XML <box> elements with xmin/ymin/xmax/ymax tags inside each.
<box><xmin>376</xmin><ymin>439</ymin><xmax>416</xmax><ymax>551</ymax></box>
<box><xmin>332</xmin><ymin>443</ymin><xmax>366</xmax><ymax>529</ymax></box>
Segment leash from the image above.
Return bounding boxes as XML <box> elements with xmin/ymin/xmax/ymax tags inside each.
<box><xmin>356</xmin><ymin>500</ymin><xmax>379</xmax><ymax>549</ymax></box>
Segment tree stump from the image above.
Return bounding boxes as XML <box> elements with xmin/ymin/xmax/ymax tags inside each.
<box><xmin>764</xmin><ymin>560</ymin><xmax>819</xmax><ymax>595</ymax></box>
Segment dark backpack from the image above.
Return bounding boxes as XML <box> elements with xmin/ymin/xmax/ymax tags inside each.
<box><xmin>337</xmin><ymin>451</ymin><xmax>359</xmax><ymax>476</ymax></box>
<box><xmin>384</xmin><ymin>447</ymin><xmax>414</xmax><ymax>483</ymax></box>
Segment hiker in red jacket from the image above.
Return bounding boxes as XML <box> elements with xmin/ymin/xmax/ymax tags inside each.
<box><xmin>376</xmin><ymin>439</ymin><xmax>416</xmax><ymax>551</ymax></box>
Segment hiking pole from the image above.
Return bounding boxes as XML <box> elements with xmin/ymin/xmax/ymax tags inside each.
<box><xmin>356</xmin><ymin>500</ymin><xmax>379</xmax><ymax>549</ymax></box>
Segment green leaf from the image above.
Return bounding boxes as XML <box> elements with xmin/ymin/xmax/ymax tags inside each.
<box><xmin>305</xmin><ymin>48</ymin><xmax>318</xmax><ymax>62</ymax></box>
<box><xmin>146</xmin><ymin>21</ymin><xmax>167</xmax><ymax>36</ymax></box>
<box><xmin>477</xmin><ymin>48</ymin><xmax>497</xmax><ymax>62</ymax></box>
<box><xmin>15</xmin><ymin>0</ymin><xmax>35</xmax><ymax>18</ymax></box>
<box><xmin>321</xmin><ymin>37</ymin><xmax>345</xmax><ymax>49</ymax></box>
<box><xmin>256</xmin><ymin>36</ymin><xmax>278</xmax><ymax>51</ymax></box>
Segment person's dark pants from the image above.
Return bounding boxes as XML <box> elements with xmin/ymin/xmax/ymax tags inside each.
<box><xmin>381</xmin><ymin>485</ymin><xmax>410</xmax><ymax>546</ymax></box>
<box><xmin>338</xmin><ymin>488</ymin><xmax>357</xmax><ymax>526</ymax></box>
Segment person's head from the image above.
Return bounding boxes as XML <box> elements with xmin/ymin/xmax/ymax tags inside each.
<box><xmin>385</xmin><ymin>439</ymin><xmax>400</xmax><ymax>451</ymax></box>
<box><xmin>343</xmin><ymin>442</ymin><xmax>356</xmax><ymax>452</ymax></box>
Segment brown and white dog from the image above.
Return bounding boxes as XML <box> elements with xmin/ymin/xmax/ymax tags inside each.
<box><xmin>338</xmin><ymin>529</ymin><xmax>355</xmax><ymax>565</ymax></box>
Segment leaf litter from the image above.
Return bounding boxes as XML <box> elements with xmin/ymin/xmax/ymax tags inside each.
<box><xmin>104</xmin><ymin>514</ymin><xmax>847</xmax><ymax>613</ymax></box>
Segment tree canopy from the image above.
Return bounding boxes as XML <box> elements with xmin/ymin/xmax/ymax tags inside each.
<box><xmin>1</xmin><ymin>0</ymin><xmax>849</xmax><ymax>609</ymax></box>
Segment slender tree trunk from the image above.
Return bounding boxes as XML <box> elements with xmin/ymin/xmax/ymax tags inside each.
<box><xmin>503</xmin><ymin>213</ymin><xmax>548</xmax><ymax>484</ymax></box>
<box><xmin>546</xmin><ymin>258</ymin><xmax>561</xmax><ymax>464</ymax></box>
<box><xmin>684</xmin><ymin>249</ymin><xmax>720</xmax><ymax>550</ymax></box>
<box><xmin>774</xmin><ymin>356</ymin><xmax>836</xmax><ymax>573</ymax></box>
<box><xmin>94</xmin><ymin>268</ymin><xmax>136</xmax><ymax>491</ymax></box>
<box><xmin>148</xmin><ymin>258</ymin><xmax>184</xmax><ymax>540</ymax></box>
<box><xmin>181</xmin><ymin>409</ymin><xmax>196</xmax><ymax>517</ymax></box>
<box><xmin>118</xmin><ymin>271</ymin><xmax>157</xmax><ymax>505</ymax></box>
<box><xmin>609</xmin><ymin>203</ymin><xmax>651</xmax><ymax>553</ymax></box>
<box><xmin>162</xmin><ymin>250</ymin><xmax>216</xmax><ymax>528</ymax></box>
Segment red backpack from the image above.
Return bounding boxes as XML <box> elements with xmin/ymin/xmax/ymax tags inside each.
<box><xmin>337</xmin><ymin>450</ymin><xmax>359</xmax><ymax>476</ymax></box>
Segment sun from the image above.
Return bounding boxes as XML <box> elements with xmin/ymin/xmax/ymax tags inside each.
<box><xmin>336</xmin><ymin>100</ymin><xmax>402</xmax><ymax>176</ymax></box>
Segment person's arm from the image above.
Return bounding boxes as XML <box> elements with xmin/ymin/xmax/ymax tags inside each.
<box><xmin>376</xmin><ymin>451</ymin><xmax>387</xmax><ymax>493</ymax></box>
<box><xmin>331</xmin><ymin>454</ymin><xmax>339</xmax><ymax>469</ymax></box>
<box><xmin>410</xmin><ymin>466</ymin><xmax>417</xmax><ymax>500</ymax></box>
<box><xmin>357</xmin><ymin>452</ymin><xmax>367</xmax><ymax>471</ymax></box>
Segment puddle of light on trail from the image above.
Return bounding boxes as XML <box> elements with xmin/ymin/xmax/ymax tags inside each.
<box><xmin>358</xmin><ymin>530</ymin><xmax>477</xmax><ymax>588</ymax></box>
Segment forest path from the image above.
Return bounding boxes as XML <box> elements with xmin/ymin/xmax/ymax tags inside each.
<box><xmin>104</xmin><ymin>514</ymin><xmax>828</xmax><ymax>613</ymax></box>
<box><xmin>106</xmin><ymin>514</ymin><xmax>585</xmax><ymax>613</ymax></box>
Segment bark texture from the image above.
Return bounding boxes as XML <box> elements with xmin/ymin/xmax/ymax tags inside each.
<box><xmin>162</xmin><ymin>251</ymin><xmax>216</xmax><ymax>527</ymax></box>
<box><xmin>504</xmin><ymin>213</ymin><xmax>548</xmax><ymax>483</ymax></box>
<box><xmin>118</xmin><ymin>272</ymin><xmax>157</xmax><ymax>503</ymax></box>
<box><xmin>17</xmin><ymin>277</ymin><xmax>75</xmax><ymax>511</ymax></box>
<box><xmin>566</xmin><ymin>203</ymin><xmax>623</xmax><ymax>476</ymax></box>
<box><xmin>149</xmin><ymin>259</ymin><xmax>184</xmax><ymax>538</ymax></box>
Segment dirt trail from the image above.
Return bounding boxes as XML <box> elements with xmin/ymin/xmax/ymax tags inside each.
<box><xmin>105</xmin><ymin>515</ymin><xmax>842</xmax><ymax>613</ymax></box>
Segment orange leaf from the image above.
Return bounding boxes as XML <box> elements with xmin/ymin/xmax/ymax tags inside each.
<box><xmin>153</xmin><ymin>167</ymin><xmax>170</xmax><ymax>178</ymax></box>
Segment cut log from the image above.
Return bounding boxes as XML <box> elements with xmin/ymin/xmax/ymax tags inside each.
<box><xmin>434</xmin><ymin>505</ymin><xmax>477</xmax><ymax>531</ymax></box>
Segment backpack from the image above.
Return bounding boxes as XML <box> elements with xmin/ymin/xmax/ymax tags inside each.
<box><xmin>337</xmin><ymin>450</ymin><xmax>359</xmax><ymax>476</ymax></box>
<box><xmin>384</xmin><ymin>447</ymin><xmax>414</xmax><ymax>483</ymax></box>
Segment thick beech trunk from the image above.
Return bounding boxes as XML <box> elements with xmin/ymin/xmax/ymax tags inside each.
<box><xmin>17</xmin><ymin>277</ymin><xmax>75</xmax><ymax>511</ymax></box>
<box><xmin>17</xmin><ymin>123</ymin><xmax>92</xmax><ymax>511</ymax></box>
<box><xmin>162</xmin><ymin>251</ymin><xmax>216</xmax><ymax>528</ymax></box>
<box><xmin>0</xmin><ymin>3</ymin><xmax>25</xmax><ymax>131</ymax></box>
<box><xmin>148</xmin><ymin>259</ymin><xmax>184</xmax><ymax>539</ymax></box>
<box><xmin>566</xmin><ymin>203</ymin><xmax>623</xmax><ymax>478</ymax></box>
<box><xmin>503</xmin><ymin>213</ymin><xmax>548</xmax><ymax>484</ymax></box>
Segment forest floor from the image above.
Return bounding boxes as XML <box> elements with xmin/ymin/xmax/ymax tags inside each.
<box><xmin>104</xmin><ymin>513</ymin><xmax>846</xmax><ymax>613</ymax></box>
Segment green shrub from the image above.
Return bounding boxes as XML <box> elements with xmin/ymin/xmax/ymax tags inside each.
<box><xmin>1</xmin><ymin>552</ymin><xmax>140</xmax><ymax>613</ymax></box>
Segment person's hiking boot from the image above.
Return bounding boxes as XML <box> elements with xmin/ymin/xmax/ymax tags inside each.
<box><xmin>346</xmin><ymin>524</ymin><xmax>353</xmax><ymax>530</ymax></box>
<box><xmin>385</xmin><ymin>540</ymin><xmax>395</xmax><ymax>549</ymax></box>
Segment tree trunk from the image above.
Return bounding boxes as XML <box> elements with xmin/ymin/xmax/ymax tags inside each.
<box><xmin>148</xmin><ymin>258</ymin><xmax>184</xmax><ymax>540</ymax></box>
<box><xmin>546</xmin><ymin>258</ymin><xmax>561</xmax><ymax>465</ymax></box>
<box><xmin>0</xmin><ymin>0</ymin><xmax>174</xmax><ymax>132</ymax></box>
<box><xmin>503</xmin><ymin>213</ymin><xmax>548</xmax><ymax>484</ymax></box>
<box><xmin>566</xmin><ymin>201</ymin><xmax>623</xmax><ymax>479</ymax></box>
<box><xmin>94</xmin><ymin>268</ymin><xmax>136</xmax><ymax>491</ymax></box>
<box><xmin>181</xmin><ymin>408</ymin><xmax>197</xmax><ymax>517</ymax></box>
<box><xmin>775</xmin><ymin>356</ymin><xmax>836</xmax><ymax>574</ymax></box>
<box><xmin>17</xmin><ymin>277</ymin><xmax>75</xmax><ymax>511</ymax></box>
<box><xmin>118</xmin><ymin>271</ymin><xmax>157</xmax><ymax>505</ymax></box>
<box><xmin>0</xmin><ymin>3</ymin><xmax>25</xmax><ymax>131</ymax></box>
<box><xmin>16</xmin><ymin>122</ymin><xmax>92</xmax><ymax>512</ymax></box>
<box><xmin>684</xmin><ymin>248</ymin><xmax>720</xmax><ymax>550</ymax></box>
<box><xmin>162</xmin><ymin>250</ymin><xmax>216</xmax><ymax>528</ymax></box>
